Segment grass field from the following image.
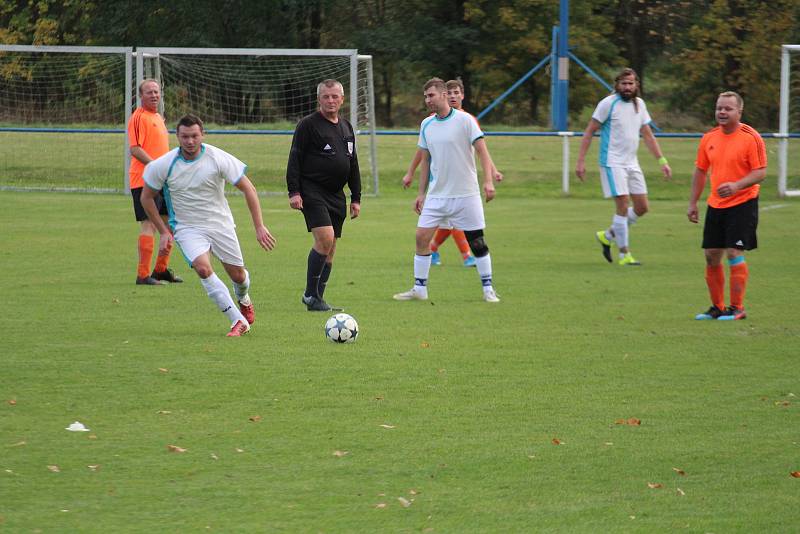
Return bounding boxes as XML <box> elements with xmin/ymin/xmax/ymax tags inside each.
<box><xmin>2</xmin><ymin>164</ymin><xmax>799</xmax><ymax>532</ymax></box>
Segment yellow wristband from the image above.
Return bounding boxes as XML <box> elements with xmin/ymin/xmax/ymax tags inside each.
<box><xmin>658</xmin><ymin>156</ymin><xmax>668</xmax><ymax>165</ymax></box>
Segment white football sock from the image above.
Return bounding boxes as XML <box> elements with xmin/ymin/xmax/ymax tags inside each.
<box><xmin>612</xmin><ymin>214</ymin><xmax>629</xmax><ymax>250</ymax></box>
<box><xmin>476</xmin><ymin>253</ymin><xmax>494</xmax><ymax>292</ymax></box>
<box><xmin>232</xmin><ymin>269</ymin><xmax>250</xmax><ymax>303</ymax></box>
<box><xmin>413</xmin><ymin>254</ymin><xmax>431</xmax><ymax>297</ymax></box>
<box><xmin>627</xmin><ymin>207</ymin><xmax>639</xmax><ymax>226</ymax></box>
<box><xmin>201</xmin><ymin>273</ymin><xmax>245</xmax><ymax>325</ymax></box>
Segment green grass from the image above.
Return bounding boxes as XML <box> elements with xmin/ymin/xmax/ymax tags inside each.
<box><xmin>1</xmin><ymin>187</ymin><xmax>798</xmax><ymax>531</ymax></box>
<box><xmin>2</xmin><ymin>130</ymin><xmax>799</xmax><ymax>197</ymax></box>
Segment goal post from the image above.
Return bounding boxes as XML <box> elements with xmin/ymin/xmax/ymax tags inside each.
<box><xmin>778</xmin><ymin>44</ymin><xmax>800</xmax><ymax>198</ymax></box>
<box><xmin>0</xmin><ymin>45</ymin><xmax>133</xmax><ymax>191</ymax></box>
<box><xmin>135</xmin><ymin>47</ymin><xmax>379</xmax><ymax>195</ymax></box>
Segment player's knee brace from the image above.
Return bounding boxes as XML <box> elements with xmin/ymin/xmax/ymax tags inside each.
<box><xmin>464</xmin><ymin>230</ymin><xmax>489</xmax><ymax>257</ymax></box>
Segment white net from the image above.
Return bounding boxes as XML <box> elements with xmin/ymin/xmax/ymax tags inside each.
<box><xmin>779</xmin><ymin>45</ymin><xmax>800</xmax><ymax>197</ymax></box>
<box><xmin>0</xmin><ymin>46</ymin><xmax>131</xmax><ymax>190</ymax></box>
<box><xmin>143</xmin><ymin>50</ymin><xmax>378</xmax><ymax>194</ymax></box>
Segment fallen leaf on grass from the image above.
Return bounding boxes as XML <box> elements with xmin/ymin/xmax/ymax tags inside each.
<box><xmin>380</xmin><ymin>424</ymin><xmax>396</xmax><ymax>429</ymax></box>
<box><xmin>88</xmin><ymin>434</ymin><xmax>98</xmax><ymax>440</ymax></box>
<box><xmin>10</xmin><ymin>441</ymin><xmax>26</xmax><ymax>447</ymax></box>
<box><xmin>210</xmin><ymin>453</ymin><xmax>219</xmax><ymax>460</ymax></box>
<box><xmin>551</xmin><ymin>438</ymin><xmax>563</xmax><ymax>445</ymax></box>
<box><xmin>7</xmin><ymin>399</ymin><xmax>16</xmax><ymax>406</ymax></box>
<box><xmin>647</xmin><ymin>482</ymin><xmax>663</xmax><ymax>489</ymax></box>
<box><xmin>791</xmin><ymin>471</ymin><xmax>800</xmax><ymax>478</ymax></box>
<box><xmin>47</xmin><ymin>465</ymin><xmax>61</xmax><ymax>472</ymax></box>
<box><xmin>615</xmin><ymin>418</ymin><xmax>641</xmax><ymax>426</ymax></box>
<box><xmin>158</xmin><ymin>368</ymin><xmax>169</xmax><ymax>373</ymax></box>
<box><xmin>672</xmin><ymin>467</ymin><xmax>686</xmax><ymax>476</ymax></box>
<box><xmin>333</xmin><ymin>450</ymin><xmax>349</xmax><ymax>457</ymax></box>
<box><xmin>235</xmin><ymin>448</ymin><xmax>244</xmax><ymax>453</ymax></box>
<box><xmin>398</xmin><ymin>497</ymin><xmax>412</xmax><ymax>508</ymax></box>
<box><xmin>156</xmin><ymin>410</ymin><xmax>172</xmax><ymax>415</ymax></box>
<box><xmin>409</xmin><ymin>489</ymin><xmax>419</xmax><ymax>495</ymax></box>
<box><xmin>374</xmin><ymin>396</ymin><xmax>384</xmax><ymax>401</ymax></box>
<box><xmin>374</xmin><ymin>503</ymin><xmax>387</xmax><ymax>509</ymax></box>
<box><xmin>248</xmin><ymin>415</ymin><xmax>262</xmax><ymax>423</ymax></box>
<box><xmin>167</xmin><ymin>445</ymin><xmax>187</xmax><ymax>453</ymax></box>
<box><xmin>676</xmin><ymin>488</ymin><xmax>686</xmax><ymax>496</ymax></box>
<box><xmin>420</xmin><ymin>342</ymin><xmax>430</xmax><ymax>348</ymax></box>
<box><xmin>87</xmin><ymin>465</ymin><xmax>100</xmax><ymax>471</ymax></box>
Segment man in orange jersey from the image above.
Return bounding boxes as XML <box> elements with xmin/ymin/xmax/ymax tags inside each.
<box><xmin>128</xmin><ymin>79</ymin><xmax>181</xmax><ymax>285</ymax></box>
<box><xmin>401</xmin><ymin>79</ymin><xmax>502</xmax><ymax>267</ymax></box>
<box><xmin>689</xmin><ymin>91</ymin><xmax>767</xmax><ymax>320</ymax></box>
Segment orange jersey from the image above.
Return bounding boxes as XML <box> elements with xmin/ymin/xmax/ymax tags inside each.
<box><xmin>128</xmin><ymin>107</ymin><xmax>169</xmax><ymax>189</ymax></box>
<box><xmin>695</xmin><ymin>123</ymin><xmax>766</xmax><ymax>209</ymax></box>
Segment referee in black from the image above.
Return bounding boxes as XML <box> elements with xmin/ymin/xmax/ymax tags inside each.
<box><xmin>287</xmin><ymin>79</ymin><xmax>362</xmax><ymax>312</ymax></box>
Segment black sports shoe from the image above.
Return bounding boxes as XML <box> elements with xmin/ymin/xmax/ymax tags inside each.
<box><xmin>595</xmin><ymin>230</ymin><xmax>612</xmax><ymax>263</ymax></box>
<box><xmin>302</xmin><ymin>294</ymin><xmax>332</xmax><ymax>312</ymax></box>
<box><xmin>136</xmin><ymin>275</ymin><xmax>165</xmax><ymax>286</ymax></box>
<box><xmin>718</xmin><ymin>306</ymin><xmax>747</xmax><ymax>321</ymax></box>
<box><xmin>152</xmin><ymin>268</ymin><xmax>183</xmax><ymax>283</ymax></box>
<box><xmin>694</xmin><ymin>305</ymin><xmax>724</xmax><ymax>320</ymax></box>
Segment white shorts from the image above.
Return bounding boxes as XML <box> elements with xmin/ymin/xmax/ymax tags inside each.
<box><xmin>600</xmin><ymin>166</ymin><xmax>647</xmax><ymax>198</ymax></box>
<box><xmin>174</xmin><ymin>226</ymin><xmax>244</xmax><ymax>267</ymax></box>
<box><xmin>418</xmin><ymin>195</ymin><xmax>485</xmax><ymax>231</ymax></box>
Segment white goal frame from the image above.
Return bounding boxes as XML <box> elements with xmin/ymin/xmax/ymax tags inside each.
<box><xmin>0</xmin><ymin>44</ymin><xmax>133</xmax><ymax>191</ymax></box>
<box><xmin>134</xmin><ymin>47</ymin><xmax>379</xmax><ymax>195</ymax></box>
<box><xmin>779</xmin><ymin>44</ymin><xmax>800</xmax><ymax>198</ymax></box>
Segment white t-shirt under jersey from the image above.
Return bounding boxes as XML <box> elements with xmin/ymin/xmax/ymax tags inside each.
<box><xmin>143</xmin><ymin>144</ymin><xmax>246</xmax><ymax>232</ymax></box>
<box><xmin>418</xmin><ymin>108</ymin><xmax>484</xmax><ymax>198</ymax></box>
<box><xmin>592</xmin><ymin>94</ymin><xmax>652</xmax><ymax>167</ymax></box>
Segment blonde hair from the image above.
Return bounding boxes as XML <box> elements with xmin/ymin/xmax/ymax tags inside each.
<box><xmin>138</xmin><ymin>78</ymin><xmax>160</xmax><ymax>96</ymax></box>
<box><xmin>718</xmin><ymin>91</ymin><xmax>744</xmax><ymax>110</ymax></box>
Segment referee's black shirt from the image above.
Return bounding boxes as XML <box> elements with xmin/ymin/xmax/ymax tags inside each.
<box><xmin>286</xmin><ymin>111</ymin><xmax>362</xmax><ymax>203</ymax></box>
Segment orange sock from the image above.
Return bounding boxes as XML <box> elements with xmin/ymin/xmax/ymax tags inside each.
<box><xmin>137</xmin><ymin>235</ymin><xmax>154</xmax><ymax>279</ymax></box>
<box><xmin>154</xmin><ymin>238</ymin><xmax>173</xmax><ymax>272</ymax></box>
<box><xmin>729</xmin><ymin>260</ymin><xmax>748</xmax><ymax>310</ymax></box>
<box><xmin>431</xmin><ymin>229</ymin><xmax>452</xmax><ymax>252</ymax></box>
<box><xmin>705</xmin><ymin>264</ymin><xmax>725</xmax><ymax>310</ymax></box>
<box><xmin>452</xmin><ymin>230</ymin><xmax>471</xmax><ymax>259</ymax></box>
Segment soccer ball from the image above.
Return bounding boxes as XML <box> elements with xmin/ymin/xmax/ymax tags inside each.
<box><xmin>325</xmin><ymin>313</ymin><xmax>359</xmax><ymax>343</ymax></box>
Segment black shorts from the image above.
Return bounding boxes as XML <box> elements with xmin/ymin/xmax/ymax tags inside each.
<box><xmin>702</xmin><ymin>197</ymin><xmax>758</xmax><ymax>250</ymax></box>
<box><xmin>301</xmin><ymin>187</ymin><xmax>346</xmax><ymax>238</ymax></box>
<box><xmin>131</xmin><ymin>187</ymin><xmax>167</xmax><ymax>222</ymax></box>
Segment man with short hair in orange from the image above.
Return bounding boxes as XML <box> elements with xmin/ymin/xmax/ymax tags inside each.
<box><xmin>689</xmin><ymin>91</ymin><xmax>767</xmax><ymax>320</ymax></box>
<box><xmin>129</xmin><ymin>78</ymin><xmax>181</xmax><ymax>285</ymax></box>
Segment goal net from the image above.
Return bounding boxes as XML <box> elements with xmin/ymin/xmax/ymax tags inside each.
<box><xmin>136</xmin><ymin>47</ymin><xmax>379</xmax><ymax>195</ymax></box>
<box><xmin>0</xmin><ymin>45</ymin><xmax>132</xmax><ymax>191</ymax></box>
<box><xmin>779</xmin><ymin>44</ymin><xmax>800</xmax><ymax>197</ymax></box>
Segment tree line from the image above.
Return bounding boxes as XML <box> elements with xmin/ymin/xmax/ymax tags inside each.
<box><xmin>1</xmin><ymin>0</ymin><xmax>799</xmax><ymax>130</ymax></box>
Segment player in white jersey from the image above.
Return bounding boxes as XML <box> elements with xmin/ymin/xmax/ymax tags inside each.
<box><xmin>393</xmin><ymin>77</ymin><xmax>500</xmax><ymax>303</ymax></box>
<box><xmin>575</xmin><ymin>68</ymin><xmax>672</xmax><ymax>266</ymax></box>
<box><xmin>142</xmin><ymin>114</ymin><xmax>276</xmax><ymax>337</ymax></box>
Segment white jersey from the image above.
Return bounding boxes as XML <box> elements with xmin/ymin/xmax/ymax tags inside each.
<box><xmin>143</xmin><ymin>144</ymin><xmax>246</xmax><ymax>232</ymax></box>
<box><xmin>418</xmin><ymin>108</ymin><xmax>483</xmax><ymax>198</ymax></box>
<box><xmin>592</xmin><ymin>94</ymin><xmax>652</xmax><ymax>167</ymax></box>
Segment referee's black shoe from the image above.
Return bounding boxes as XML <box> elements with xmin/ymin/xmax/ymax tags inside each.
<box><xmin>303</xmin><ymin>294</ymin><xmax>332</xmax><ymax>312</ymax></box>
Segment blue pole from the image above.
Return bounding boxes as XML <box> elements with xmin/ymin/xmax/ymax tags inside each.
<box><xmin>476</xmin><ymin>54</ymin><xmax>551</xmax><ymax>121</ymax></box>
<box><xmin>555</xmin><ymin>0</ymin><xmax>569</xmax><ymax>131</ymax></box>
<box><xmin>550</xmin><ymin>26</ymin><xmax>559</xmax><ymax>130</ymax></box>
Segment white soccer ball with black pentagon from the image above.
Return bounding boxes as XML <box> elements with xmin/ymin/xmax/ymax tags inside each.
<box><xmin>325</xmin><ymin>313</ymin><xmax>359</xmax><ymax>343</ymax></box>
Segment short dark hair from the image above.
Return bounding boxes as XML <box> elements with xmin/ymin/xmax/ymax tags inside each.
<box><xmin>423</xmin><ymin>77</ymin><xmax>446</xmax><ymax>93</ymax></box>
<box><xmin>445</xmin><ymin>79</ymin><xmax>464</xmax><ymax>93</ymax></box>
<box><xmin>176</xmin><ymin>114</ymin><xmax>204</xmax><ymax>133</ymax></box>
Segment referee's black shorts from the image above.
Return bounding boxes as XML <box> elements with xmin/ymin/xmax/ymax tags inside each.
<box><xmin>131</xmin><ymin>186</ymin><xmax>168</xmax><ymax>222</ymax></box>
<box><xmin>300</xmin><ymin>185</ymin><xmax>347</xmax><ymax>238</ymax></box>
<box><xmin>702</xmin><ymin>196</ymin><xmax>758</xmax><ymax>250</ymax></box>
